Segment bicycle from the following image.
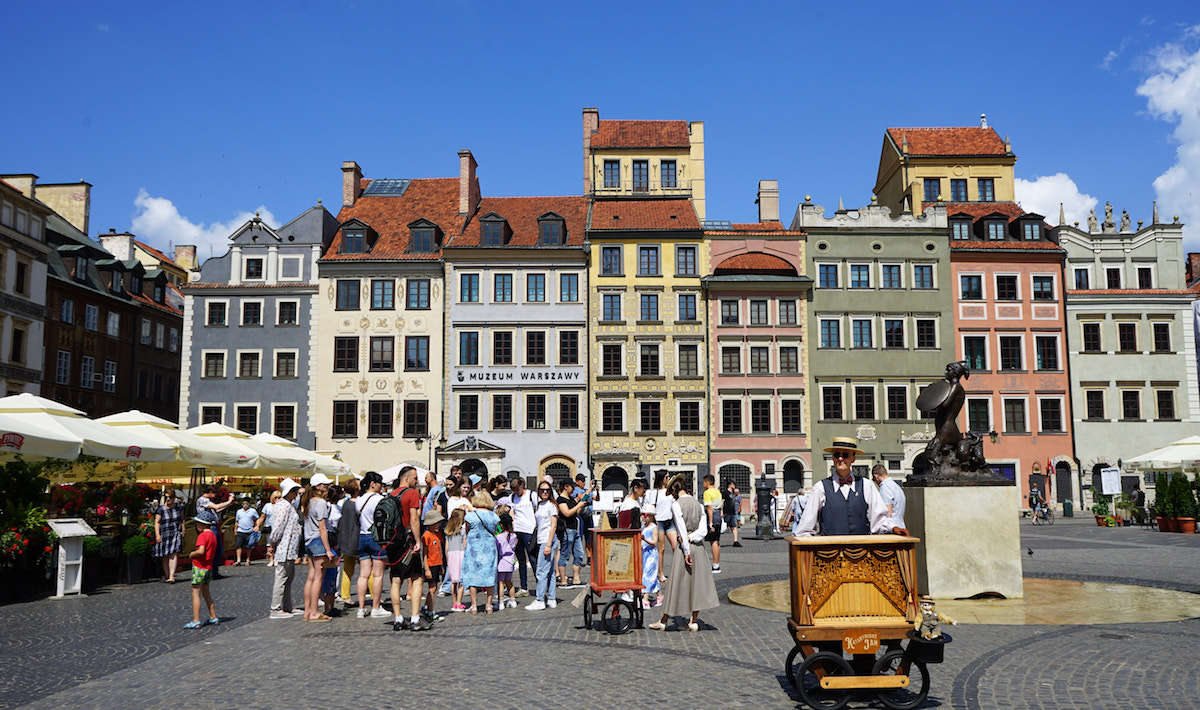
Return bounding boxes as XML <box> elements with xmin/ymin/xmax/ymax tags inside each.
<box><xmin>1030</xmin><ymin>503</ymin><xmax>1054</xmax><ymax>525</ymax></box>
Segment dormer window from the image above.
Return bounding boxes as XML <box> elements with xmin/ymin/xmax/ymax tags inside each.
<box><xmin>985</xmin><ymin>220</ymin><xmax>1005</xmax><ymax>240</ymax></box>
<box><xmin>154</xmin><ymin>282</ymin><xmax>166</xmax><ymax>303</ymax></box>
<box><xmin>343</xmin><ymin>230</ymin><xmax>365</xmax><ymax>253</ymax></box>
<box><xmin>482</xmin><ymin>222</ymin><xmax>503</xmax><ymax>245</ymax></box>
<box><xmin>407</xmin><ymin>219</ymin><xmax>441</xmax><ymax>254</ymax></box>
<box><xmin>1022</xmin><ymin>222</ymin><xmax>1041</xmax><ymax>240</ymax></box>
<box><xmin>111</xmin><ymin>272</ymin><xmax>124</xmax><ymax>294</ymax></box>
<box><xmin>537</xmin><ymin>213</ymin><xmax>566</xmax><ymax>247</ymax></box>
<box><xmin>131</xmin><ymin>275</ymin><xmax>143</xmax><ymax>294</ymax></box>
<box><xmin>76</xmin><ymin>256</ymin><xmax>89</xmax><ymax>281</ymax></box>
<box><xmin>950</xmin><ymin>220</ymin><xmax>971</xmax><ymax>240</ymax></box>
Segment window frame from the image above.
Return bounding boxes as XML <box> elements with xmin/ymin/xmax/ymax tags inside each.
<box><xmin>335</xmin><ymin>280</ymin><xmax>360</xmax><ymax>310</ymax></box>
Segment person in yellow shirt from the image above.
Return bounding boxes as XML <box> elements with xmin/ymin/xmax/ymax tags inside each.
<box><xmin>701</xmin><ymin>475</ymin><xmax>722</xmax><ymax>573</ymax></box>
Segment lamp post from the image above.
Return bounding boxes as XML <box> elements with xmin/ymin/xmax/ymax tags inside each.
<box><xmin>413</xmin><ymin>430</ymin><xmax>445</xmax><ymax>474</ymax></box>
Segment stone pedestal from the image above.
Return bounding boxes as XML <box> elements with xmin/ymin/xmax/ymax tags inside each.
<box><xmin>906</xmin><ymin>485</ymin><xmax>1023</xmax><ymax>599</ymax></box>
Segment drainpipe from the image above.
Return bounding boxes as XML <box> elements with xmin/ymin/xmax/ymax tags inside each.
<box><xmin>1060</xmin><ymin>247</ymin><xmax>1085</xmax><ymax>511</ymax></box>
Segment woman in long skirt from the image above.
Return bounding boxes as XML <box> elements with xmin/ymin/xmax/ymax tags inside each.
<box><xmin>648</xmin><ymin>479</ymin><xmax>718</xmax><ymax>631</ymax></box>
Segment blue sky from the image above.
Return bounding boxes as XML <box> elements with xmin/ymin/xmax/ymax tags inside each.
<box><xmin>6</xmin><ymin>1</ymin><xmax>1200</xmax><ymax>258</ymax></box>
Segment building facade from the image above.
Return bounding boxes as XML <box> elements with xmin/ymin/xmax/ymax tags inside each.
<box><xmin>442</xmin><ymin>193</ymin><xmax>589</xmax><ymax>484</ymax></box>
<box><xmin>181</xmin><ymin>206</ymin><xmax>337</xmax><ymax>444</ymax></box>
<box><xmin>0</xmin><ymin>177</ymin><xmax>52</xmax><ymax>396</ymax></box>
<box><xmin>315</xmin><ymin>159</ymin><xmax>469</xmax><ymax>472</ymax></box>
<box><xmin>1056</xmin><ymin>208</ymin><xmax>1199</xmax><ymax>498</ymax></box>
<box><xmin>704</xmin><ymin>180</ymin><xmax>812</xmax><ymax>503</ymax></box>
<box><xmin>794</xmin><ymin>198</ymin><xmax>952</xmax><ymax>484</ymax></box>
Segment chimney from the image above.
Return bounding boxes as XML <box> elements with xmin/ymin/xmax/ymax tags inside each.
<box><xmin>36</xmin><ymin>181</ymin><xmax>92</xmax><ymax>234</ymax></box>
<box><xmin>98</xmin><ymin>231</ymin><xmax>134</xmax><ymax>260</ymax></box>
<box><xmin>1187</xmin><ymin>252</ymin><xmax>1200</xmax><ymax>283</ymax></box>
<box><xmin>980</xmin><ymin>113</ymin><xmax>988</xmax><ymax>128</ymax></box>
<box><xmin>582</xmin><ymin>107</ymin><xmax>599</xmax><ymax>194</ymax></box>
<box><xmin>757</xmin><ymin>180</ymin><xmax>780</xmax><ymax>223</ymax></box>
<box><xmin>175</xmin><ymin>245</ymin><xmax>198</xmax><ymax>270</ymax></box>
<box><xmin>0</xmin><ymin>174</ymin><xmax>36</xmax><ymax>198</ymax></box>
<box><xmin>458</xmin><ymin>149</ymin><xmax>479</xmax><ymax>216</ymax></box>
<box><xmin>342</xmin><ymin>161</ymin><xmax>362</xmax><ymax>207</ymax></box>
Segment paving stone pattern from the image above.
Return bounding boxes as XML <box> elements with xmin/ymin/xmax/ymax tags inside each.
<box><xmin>6</xmin><ymin>518</ymin><xmax>1200</xmax><ymax>709</ymax></box>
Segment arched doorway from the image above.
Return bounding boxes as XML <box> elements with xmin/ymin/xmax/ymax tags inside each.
<box><xmin>545</xmin><ymin>461</ymin><xmax>573</xmax><ymax>488</ymax></box>
<box><xmin>783</xmin><ymin>460</ymin><xmax>805</xmax><ymax>494</ymax></box>
<box><xmin>1054</xmin><ymin>461</ymin><xmax>1072</xmax><ymax>503</ymax></box>
<box><xmin>460</xmin><ymin>458</ymin><xmax>488</xmax><ymax>481</ymax></box>
<box><xmin>601</xmin><ymin>466</ymin><xmax>629</xmax><ymax>494</ymax></box>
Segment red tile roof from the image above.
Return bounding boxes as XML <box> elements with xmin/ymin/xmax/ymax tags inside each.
<box><xmin>450</xmin><ymin>196</ymin><xmax>589</xmax><ymax>248</ymax></box>
<box><xmin>589</xmin><ymin>199</ymin><xmax>701</xmax><ymax>231</ymax></box>
<box><xmin>728</xmin><ymin>221</ymin><xmax>786</xmax><ymax>231</ymax></box>
<box><xmin>590</xmin><ymin>120</ymin><xmax>690</xmax><ymax>149</ymax></box>
<box><xmin>183</xmin><ymin>282</ymin><xmax>318</xmax><ymax>290</ymax></box>
<box><xmin>129</xmin><ymin>290</ymin><xmax>183</xmax><ymax>316</ymax></box>
<box><xmin>325</xmin><ymin>178</ymin><xmax>466</xmax><ymax>261</ymax></box>
<box><xmin>888</xmin><ymin>127</ymin><xmax>1008</xmax><ymax>156</ymax></box>
<box><xmin>944</xmin><ymin>202</ymin><xmax>1030</xmax><ymax>222</ymax></box>
<box><xmin>713</xmin><ymin>252</ymin><xmax>798</xmax><ymax>276</ymax></box>
<box><xmin>133</xmin><ymin>239</ymin><xmax>179</xmax><ymax>267</ymax></box>
<box><xmin>951</xmin><ymin>240</ymin><xmax>1063</xmax><ymax>251</ymax></box>
<box><xmin>1068</xmin><ymin>289</ymin><xmax>1196</xmax><ymax>296</ymax></box>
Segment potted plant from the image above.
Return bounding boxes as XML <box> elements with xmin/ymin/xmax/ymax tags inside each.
<box><xmin>1158</xmin><ymin>474</ymin><xmax>1177</xmax><ymax>531</ymax></box>
<box><xmin>122</xmin><ymin>534</ymin><xmax>150</xmax><ymax>583</ymax></box>
<box><xmin>82</xmin><ymin>536</ymin><xmax>103</xmax><ymax>593</ymax></box>
<box><xmin>1115</xmin><ymin>493</ymin><xmax>1134</xmax><ymax>526</ymax></box>
<box><xmin>1177</xmin><ymin>475</ymin><xmax>1197</xmax><ymax>534</ymax></box>
<box><xmin>1092</xmin><ymin>499</ymin><xmax>1110</xmax><ymax>526</ymax></box>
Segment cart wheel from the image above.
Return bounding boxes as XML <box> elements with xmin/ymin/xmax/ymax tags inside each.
<box><xmin>872</xmin><ymin>650</ymin><xmax>930</xmax><ymax>710</ymax></box>
<box><xmin>601</xmin><ymin>599</ymin><xmax>635</xmax><ymax>635</ymax></box>
<box><xmin>1046</xmin><ymin>508</ymin><xmax>1054</xmax><ymax>525</ymax></box>
<box><xmin>583</xmin><ymin>598</ymin><xmax>593</xmax><ymax>630</ymax></box>
<box><xmin>795</xmin><ymin>651</ymin><xmax>852</xmax><ymax>710</ymax></box>
<box><xmin>784</xmin><ymin>645</ymin><xmax>803</xmax><ymax>687</ymax></box>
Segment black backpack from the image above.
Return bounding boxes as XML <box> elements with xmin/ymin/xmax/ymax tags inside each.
<box><xmin>372</xmin><ymin>488</ymin><xmax>412</xmax><ymax>549</ymax></box>
<box><xmin>722</xmin><ymin>489</ymin><xmax>735</xmax><ymax>516</ymax></box>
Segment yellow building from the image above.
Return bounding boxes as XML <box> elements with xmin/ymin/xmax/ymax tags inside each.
<box><xmin>314</xmin><ymin>156</ymin><xmax>475</xmax><ymax>473</ymax></box>
<box><xmin>874</xmin><ymin>115</ymin><xmax>1016</xmax><ymax>217</ymax></box>
<box><xmin>587</xmin><ymin>196</ymin><xmax>709</xmax><ymax>490</ymax></box>
<box><xmin>582</xmin><ymin>108</ymin><xmax>706</xmax><ymax>220</ymax></box>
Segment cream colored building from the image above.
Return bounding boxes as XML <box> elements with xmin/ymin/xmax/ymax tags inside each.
<box><xmin>315</xmin><ymin>156</ymin><xmax>473</xmax><ymax>473</ymax></box>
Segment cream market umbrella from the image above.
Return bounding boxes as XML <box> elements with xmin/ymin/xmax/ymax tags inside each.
<box><xmin>1124</xmin><ymin>435</ymin><xmax>1200</xmax><ymax>473</ymax></box>
<box><xmin>0</xmin><ymin>412</ymin><xmax>82</xmax><ymax>459</ymax></box>
<box><xmin>92</xmin><ymin>410</ymin><xmax>262</xmax><ymax>484</ymax></box>
<box><xmin>0</xmin><ymin>393</ymin><xmax>174</xmax><ymax>462</ymax></box>
<box><xmin>187</xmin><ymin>423</ymin><xmax>314</xmax><ymax>475</ymax></box>
<box><xmin>251</xmin><ymin>433</ymin><xmax>351</xmax><ymax>479</ymax></box>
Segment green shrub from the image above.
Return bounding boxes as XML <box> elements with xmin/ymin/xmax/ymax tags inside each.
<box><xmin>82</xmin><ymin>536</ymin><xmax>103</xmax><ymax>555</ymax></box>
<box><xmin>122</xmin><ymin>534</ymin><xmax>150</xmax><ymax>556</ymax></box>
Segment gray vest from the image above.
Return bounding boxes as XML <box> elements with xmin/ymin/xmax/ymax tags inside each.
<box><xmin>820</xmin><ymin>477</ymin><xmax>869</xmax><ymax>535</ymax></box>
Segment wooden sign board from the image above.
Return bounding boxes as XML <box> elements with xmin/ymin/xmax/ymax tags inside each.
<box><xmin>843</xmin><ymin>630</ymin><xmax>881</xmax><ymax>654</ymax></box>
<box><xmin>591</xmin><ymin>529</ymin><xmax>643</xmax><ymax>590</ymax></box>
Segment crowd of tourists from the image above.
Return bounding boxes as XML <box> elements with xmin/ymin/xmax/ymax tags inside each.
<box><xmin>179</xmin><ymin>465</ymin><xmax>732</xmax><ymax>632</ymax></box>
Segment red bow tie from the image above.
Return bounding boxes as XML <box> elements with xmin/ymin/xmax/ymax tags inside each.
<box><xmin>838</xmin><ymin>478</ymin><xmax>854</xmax><ymax>486</ymax></box>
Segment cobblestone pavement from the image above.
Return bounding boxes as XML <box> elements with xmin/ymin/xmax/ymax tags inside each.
<box><xmin>6</xmin><ymin>518</ymin><xmax>1200</xmax><ymax>709</ymax></box>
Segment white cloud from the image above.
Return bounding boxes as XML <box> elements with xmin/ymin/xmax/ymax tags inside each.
<box><xmin>1014</xmin><ymin>173</ymin><xmax>1098</xmax><ymax>227</ymax></box>
<box><xmin>1102</xmin><ymin>50</ymin><xmax>1119</xmax><ymax>70</ymax></box>
<box><xmin>130</xmin><ymin>189</ymin><xmax>277</xmax><ymax>263</ymax></box>
<box><xmin>1137</xmin><ymin>41</ymin><xmax>1200</xmax><ymax>242</ymax></box>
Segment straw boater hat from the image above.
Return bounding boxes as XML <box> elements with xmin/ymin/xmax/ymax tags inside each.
<box><xmin>822</xmin><ymin>436</ymin><xmax>865</xmax><ymax>455</ymax></box>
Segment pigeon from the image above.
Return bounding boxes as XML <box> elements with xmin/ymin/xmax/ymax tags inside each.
<box><xmin>1027</xmin><ymin>547</ymin><xmax>1034</xmax><ymax>556</ymax></box>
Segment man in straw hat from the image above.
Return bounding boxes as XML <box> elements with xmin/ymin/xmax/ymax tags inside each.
<box><xmin>792</xmin><ymin>436</ymin><xmax>906</xmax><ymax>537</ymax></box>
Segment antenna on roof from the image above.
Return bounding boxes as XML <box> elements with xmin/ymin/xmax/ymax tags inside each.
<box><xmin>980</xmin><ymin>113</ymin><xmax>988</xmax><ymax>128</ymax></box>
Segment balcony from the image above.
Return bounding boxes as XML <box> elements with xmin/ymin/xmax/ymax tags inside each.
<box><xmin>593</xmin><ymin>178</ymin><xmax>692</xmax><ymax>197</ymax></box>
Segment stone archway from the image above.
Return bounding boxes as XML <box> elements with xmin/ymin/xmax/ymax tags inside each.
<box><xmin>783</xmin><ymin>460</ymin><xmax>805</xmax><ymax>494</ymax></box>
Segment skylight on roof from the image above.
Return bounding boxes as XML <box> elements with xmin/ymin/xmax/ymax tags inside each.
<box><xmin>362</xmin><ymin>179</ymin><xmax>412</xmax><ymax>196</ymax></box>
<box><xmin>703</xmin><ymin>220</ymin><xmax>732</xmax><ymax>230</ymax></box>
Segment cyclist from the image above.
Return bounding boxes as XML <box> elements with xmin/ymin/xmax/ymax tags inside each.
<box><xmin>1028</xmin><ymin>484</ymin><xmax>1045</xmax><ymax>518</ymax></box>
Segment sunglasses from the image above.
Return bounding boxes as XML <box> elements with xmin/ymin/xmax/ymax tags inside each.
<box><xmin>538</xmin><ymin>488</ymin><xmax>552</xmax><ymax>493</ymax></box>
<box><xmin>831</xmin><ymin>451</ymin><xmax>853</xmax><ymax>459</ymax></box>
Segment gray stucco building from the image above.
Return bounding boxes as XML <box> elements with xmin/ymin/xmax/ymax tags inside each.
<box><xmin>180</xmin><ymin>205</ymin><xmax>338</xmax><ymax>447</ymax></box>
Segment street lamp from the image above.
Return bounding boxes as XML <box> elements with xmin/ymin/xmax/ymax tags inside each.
<box><xmin>412</xmin><ymin>430</ymin><xmax>444</xmax><ymax>473</ymax></box>
<box><xmin>988</xmin><ymin>428</ymin><xmax>998</xmax><ymax>444</ymax></box>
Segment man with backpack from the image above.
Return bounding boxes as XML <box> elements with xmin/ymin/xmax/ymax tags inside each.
<box><xmin>374</xmin><ymin>466</ymin><xmax>430</xmax><ymax>632</ymax></box>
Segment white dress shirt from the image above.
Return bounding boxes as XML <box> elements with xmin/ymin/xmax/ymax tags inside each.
<box><xmin>794</xmin><ymin>477</ymin><xmax>894</xmax><ymax>537</ymax></box>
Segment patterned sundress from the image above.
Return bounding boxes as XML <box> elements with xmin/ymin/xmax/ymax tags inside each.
<box><xmin>153</xmin><ymin>502</ymin><xmax>183</xmax><ymax>557</ymax></box>
<box><xmin>641</xmin><ymin>523</ymin><xmax>659</xmax><ymax>595</ymax></box>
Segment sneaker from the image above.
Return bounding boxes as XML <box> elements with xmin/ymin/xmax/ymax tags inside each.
<box><xmin>525</xmin><ymin>600</ymin><xmax>546</xmax><ymax>611</ymax></box>
<box><xmin>270</xmin><ymin>610</ymin><xmax>294</xmax><ymax>619</ymax></box>
<box><xmin>357</xmin><ymin>608</ymin><xmax>370</xmax><ymax>619</ymax></box>
<box><xmin>653</xmin><ymin>597</ymin><xmax>663</xmax><ymax>607</ymax></box>
<box><xmin>410</xmin><ymin>617</ymin><xmax>433</xmax><ymax>632</ymax></box>
<box><xmin>437</xmin><ymin>591</ymin><xmax>450</xmax><ymax>597</ymax></box>
<box><xmin>641</xmin><ymin>599</ymin><xmax>653</xmax><ymax>610</ymax></box>
<box><xmin>732</xmin><ymin>541</ymin><xmax>742</xmax><ymax>548</ymax></box>
<box><xmin>507</xmin><ymin>598</ymin><xmax>518</xmax><ymax>609</ymax></box>
<box><xmin>619</xmin><ymin>592</ymin><xmax>633</xmax><ymax>602</ymax></box>
<box><xmin>370</xmin><ymin>608</ymin><xmax>392</xmax><ymax>619</ymax></box>
<box><xmin>547</xmin><ymin>599</ymin><xmax>557</xmax><ymax>609</ymax></box>
<box><xmin>712</xmin><ymin>565</ymin><xmax>721</xmax><ymax>574</ymax></box>
<box><xmin>514</xmin><ymin>588</ymin><xmax>529</xmax><ymax>597</ymax></box>
<box><xmin>393</xmin><ymin>619</ymin><xmax>412</xmax><ymax>631</ymax></box>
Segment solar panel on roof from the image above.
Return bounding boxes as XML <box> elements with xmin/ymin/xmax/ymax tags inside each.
<box><xmin>362</xmin><ymin>179</ymin><xmax>412</xmax><ymax>196</ymax></box>
<box><xmin>703</xmin><ymin>220</ymin><xmax>732</xmax><ymax>230</ymax></box>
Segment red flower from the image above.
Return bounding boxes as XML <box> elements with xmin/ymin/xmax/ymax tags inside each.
<box><xmin>44</xmin><ymin>546</ymin><xmax>51</xmax><ymax>552</ymax></box>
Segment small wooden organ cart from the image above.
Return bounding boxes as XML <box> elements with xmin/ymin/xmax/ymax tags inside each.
<box><xmin>582</xmin><ymin>528</ymin><xmax>644</xmax><ymax>634</ymax></box>
<box><xmin>784</xmin><ymin>534</ymin><xmax>949</xmax><ymax>710</ymax></box>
